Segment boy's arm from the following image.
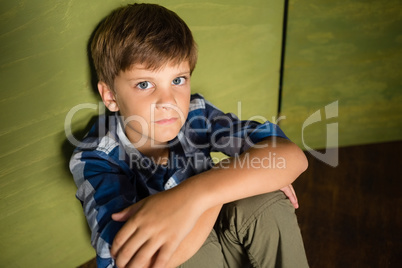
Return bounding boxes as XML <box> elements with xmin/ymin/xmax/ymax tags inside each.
<box><xmin>111</xmin><ymin>137</ymin><xmax>307</xmax><ymax>268</ymax></box>
<box><xmin>190</xmin><ymin>137</ymin><xmax>307</xmax><ymax>207</ymax></box>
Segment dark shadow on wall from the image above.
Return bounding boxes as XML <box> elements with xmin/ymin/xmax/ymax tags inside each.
<box><xmin>60</xmin><ymin>15</ymin><xmax>108</xmax><ymax>180</ymax></box>
<box><xmin>59</xmin><ymin>14</ymin><xmax>111</xmax><ymax>244</ymax></box>
<box><xmin>86</xmin><ymin>17</ymin><xmax>103</xmax><ymax>96</ymax></box>
<box><xmin>60</xmin><ymin>10</ymin><xmax>110</xmax><ymax>182</ymax></box>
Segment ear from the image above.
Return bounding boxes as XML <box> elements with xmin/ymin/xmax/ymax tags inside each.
<box><xmin>97</xmin><ymin>82</ymin><xmax>119</xmax><ymax>112</ymax></box>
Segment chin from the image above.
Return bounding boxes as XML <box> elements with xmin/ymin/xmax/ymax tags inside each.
<box><xmin>154</xmin><ymin>124</ymin><xmax>182</xmax><ymax>141</ymax></box>
<box><xmin>154</xmin><ymin>129</ymin><xmax>180</xmax><ymax>144</ymax></box>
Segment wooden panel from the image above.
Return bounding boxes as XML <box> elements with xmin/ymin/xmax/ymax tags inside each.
<box><xmin>280</xmin><ymin>0</ymin><xmax>402</xmax><ymax>149</ymax></box>
<box><xmin>293</xmin><ymin>141</ymin><xmax>402</xmax><ymax>267</ymax></box>
<box><xmin>0</xmin><ymin>0</ymin><xmax>284</xmax><ymax>267</ymax></box>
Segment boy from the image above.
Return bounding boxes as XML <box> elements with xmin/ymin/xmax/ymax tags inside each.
<box><xmin>70</xmin><ymin>3</ymin><xmax>309</xmax><ymax>268</ymax></box>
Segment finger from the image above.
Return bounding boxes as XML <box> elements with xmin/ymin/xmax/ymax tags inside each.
<box><xmin>289</xmin><ymin>184</ymin><xmax>298</xmax><ymax>202</ymax></box>
<box><xmin>111</xmin><ymin>219</ymin><xmax>140</xmax><ymax>257</ymax></box>
<box><xmin>114</xmin><ymin>229</ymin><xmax>149</xmax><ymax>268</ymax></box>
<box><xmin>151</xmin><ymin>243</ymin><xmax>178</xmax><ymax>268</ymax></box>
<box><xmin>280</xmin><ymin>185</ymin><xmax>292</xmax><ymax>198</ymax></box>
<box><xmin>112</xmin><ymin>203</ymin><xmax>140</xmax><ymax>222</ymax></box>
<box><xmin>141</xmin><ymin>253</ymin><xmax>157</xmax><ymax>268</ymax></box>
<box><xmin>111</xmin><ymin>209</ymin><xmax>129</xmax><ymax>222</ymax></box>
<box><xmin>281</xmin><ymin>185</ymin><xmax>298</xmax><ymax>209</ymax></box>
<box><xmin>288</xmin><ymin>185</ymin><xmax>299</xmax><ymax>209</ymax></box>
<box><xmin>126</xmin><ymin>239</ymin><xmax>165</xmax><ymax>268</ymax></box>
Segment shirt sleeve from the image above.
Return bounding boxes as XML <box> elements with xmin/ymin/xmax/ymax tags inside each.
<box><xmin>70</xmin><ymin>148</ymin><xmax>137</xmax><ymax>268</ymax></box>
<box><xmin>194</xmin><ymin>95</ymin><xmax>289</xmax><ymax>157</ymax></box>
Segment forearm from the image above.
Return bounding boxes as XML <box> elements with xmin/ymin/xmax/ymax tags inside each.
<box><xmin>178</xmin><ymin>137</ymin><xmax>308</xmax><ymax>211</ymax></box>
<box><xmin>166</xmin><ymin>204</ymin><xmax>222</xmax><ymax>268</ymax></box>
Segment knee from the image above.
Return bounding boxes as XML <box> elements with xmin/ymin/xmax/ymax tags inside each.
<box><xmin>224</xmin><ymin>191</ymin><xmax>293</xmax><ymax>219</ymax></box>
<box><xmin>218</xmin><ymin>191</ymin><xmax>296</xmax><ymax>234</ymax></box>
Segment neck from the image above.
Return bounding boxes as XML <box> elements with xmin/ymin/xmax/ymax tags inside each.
<box><xmin>139</xmin><ymin>146</ymin><xmax>170</xmax><ymax>165</ymax></box>
<box><xmin>124</xmin><ymin>127</ymin><xmax>170</xmax><ymax>165</ymax></box>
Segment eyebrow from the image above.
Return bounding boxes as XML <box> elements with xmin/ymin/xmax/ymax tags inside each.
<box><xmin>127</xmin><ymin>76</ymin><xmax>153</xmax><ymax>82</ymax></box>
<box><xmin>127</xmin><ymin>70</ymin><xmax>191</xmax><ymax>81</ymax></box>
<box><xmin>176</xmin><ymin>71</ymin><xmax>191</xmax><ymax>76</ymax></box>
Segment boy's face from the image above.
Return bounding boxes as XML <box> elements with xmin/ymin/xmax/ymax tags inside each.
<box><xmin>99</xmin><ymin>61</ymin><xmax>191</xmax><ymax>150</ymax></box>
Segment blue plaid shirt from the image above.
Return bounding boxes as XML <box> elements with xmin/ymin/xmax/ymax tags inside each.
<box><xmin>70</xmin><ymin>94</ymin><xmax>287</xmax><ymax>267</ymax></box>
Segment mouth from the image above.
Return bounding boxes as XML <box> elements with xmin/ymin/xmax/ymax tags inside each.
<box><xmin>154</xmin><ymin>117</ymin><xmax>178</xmax><ymax>125</ymax></box>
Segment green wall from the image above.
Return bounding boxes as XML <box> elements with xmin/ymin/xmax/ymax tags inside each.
<box><xmin>280</xmin><ymin>0</ymin><xmax>402</xmax><ymax>149</ymax></box>
<box><xmin>0</xmin><ymin>1</ymin><xmax>284</xmax><ymax>266</ymax></box>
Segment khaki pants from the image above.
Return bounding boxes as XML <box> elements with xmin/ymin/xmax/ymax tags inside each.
<box><xmin>179</xmin><ymin>191</ymin><xmax>309</xmax><ymax>268</ymax></box>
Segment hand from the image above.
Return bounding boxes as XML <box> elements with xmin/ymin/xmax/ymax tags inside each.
<box><xmin>280</xmin><ymin>184</ymin><xmax>299</xmax><ymax>209</ymax></box>
<box><xmin>110</xmin><ymin>188</ymin><xmax>202</xmax><ymax>268</ymax></box>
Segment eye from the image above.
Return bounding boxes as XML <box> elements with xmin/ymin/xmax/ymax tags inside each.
<box><xmin>136</xmin><ymin>81</ymin><xmax>153</xmax><ymax>90</ymax></box>
<box><xmin>172</xmin><ymin>77</ymin><xmax>186</xmax><ymax>86</ymax></box>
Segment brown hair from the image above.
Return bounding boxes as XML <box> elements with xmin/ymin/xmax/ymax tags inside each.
<box><xmin>90</xmin><ymin>3</ymin><xmax>198</xmax><ymax>88</ymax></box>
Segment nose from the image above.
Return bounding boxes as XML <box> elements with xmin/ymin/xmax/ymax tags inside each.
<box><xmin>155</xmin><ymin>87</ymin><xmax>176</xmax><ymax>110</ymax></box>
